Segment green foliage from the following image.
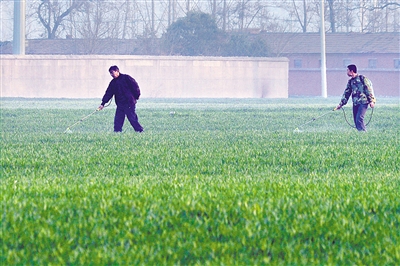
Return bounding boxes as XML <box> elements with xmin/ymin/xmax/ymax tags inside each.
<box><xmin>163</xmin><ymin>12</ymin><xmax>221</xmax><ymax>56</ymax></box>
<box><xmin>1</xmin><ymin>98</ymin><xmax>399</xmax><ymax>264</ymax></box>
<box><xmin>162</xmin><ymin>12</ymin><xmax>269</xmax><ymax>57</ymax></box>
<box><xmin>222</xmin><ymin>34</ymin><xmax>269</xmax><ymax>57</ymax></box>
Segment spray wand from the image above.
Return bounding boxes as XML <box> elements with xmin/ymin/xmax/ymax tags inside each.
<box><xmin>63</xmin><ymin>98</ymin><xmax>113</xmax><ymax>133</ymax></box>
<box><xmin>294</xmin><ymin>107</ymin><xmax>338</xmax><ymax>132</ymax></box>
<box><xmin>64</xmin><ymin>108</ymin><xmax>101</xmax><ymax>133</ymax></box>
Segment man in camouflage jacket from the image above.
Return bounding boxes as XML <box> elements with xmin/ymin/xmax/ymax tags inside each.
<box><xmin>336</xmin><ymin>64</ymin><xmax>376</xmax><ymax>131</ymax></box>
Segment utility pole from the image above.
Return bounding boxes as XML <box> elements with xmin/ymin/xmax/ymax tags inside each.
<box><xmin>13</xmin><ymin>0</ymin><xmax>26</xmax><ymax>55</ymax></box>
<box><xmin>320</xmin><ymin>0</ymin><xmax>327</xmax><ymax>98</ymax></box>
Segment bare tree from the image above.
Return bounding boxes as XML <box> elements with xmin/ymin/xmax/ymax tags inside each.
<box><xmin>332</xmin><ymin>0</ymin><xmax>355</xmax><ymax>32</ymax></box>
<box><xmin>277</xmin><ymin>0</ymin><xmax>318</xmax><ymax>33</ymax></box>
<box><xmin>363</xmin><ymin>0</ymin><xmax>400</xmax><ymax>32</ymax></box>
<box><xmin>301</xmin><ymin>0</ymin><xmax>399</xmax><ymax>33</ymax></box>
<box><xmin>5</xmin><ymin>0</ymin><xmax>399</xmax><ymax>44</ymax></box>
<box><xmin>122</xmin><ymin>0</ymin><xmax>131</xmax><ymax>39</ymax></box>
<box><xmin>37</xmin><ymin>0</ymin><xmax>85</xmax><ymax>39</ymax></box>
<box><xmin>66</xmin><ymin>0</ymin><xmax>127</xmax><ymax>53</ymax></box>
<box><xmin>341</xmin><ymin>0</ymin><xmax>400</xmax><ymax>32</ymax></box>
<box><xmin>326</xmin><ymin>0</ymin><xmax>336</xmax><ymax>32</ymax></box>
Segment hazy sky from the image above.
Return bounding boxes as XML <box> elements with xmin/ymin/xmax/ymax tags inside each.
<box><xmin>1</xmin><ymin>1</ymin><xmax>14</xmax><ymax>41</ymax></box>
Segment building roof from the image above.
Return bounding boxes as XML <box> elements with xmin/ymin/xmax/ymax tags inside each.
<box><xmin>0</xmin><ymin>38</ymin><xmax>153</xmax><ymax>55</ymax></box>
<box><xmin>1</xmin><ymin>32</ymin><xmax>399</xmax><ymax>55</ymax></box>
<box><xmin>262</xmin><ymin>32</ymin><xmax>400</xmax><ymax>56</ymax></box>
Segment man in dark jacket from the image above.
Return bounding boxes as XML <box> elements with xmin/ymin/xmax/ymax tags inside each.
<box><xmin>98</xmin><ymin>65</ymin><xmax>143</xmax><ymax>132</ymax></box>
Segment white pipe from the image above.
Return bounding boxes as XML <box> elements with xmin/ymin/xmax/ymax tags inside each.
<box><xmin>13</xmin><ymin>0</ymin><xmax>25</xmax><ymax>55</ymax></box>
<box><xmin>320</xmin><ymin>0</ymin><xmax>327</xmax><ymax>98</ymax></box>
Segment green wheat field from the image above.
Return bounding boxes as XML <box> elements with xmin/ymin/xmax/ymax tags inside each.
<box><xmin>1</xmin><ymin>97</ymin><xmax>399</xmax><ymax>265</ymax></box>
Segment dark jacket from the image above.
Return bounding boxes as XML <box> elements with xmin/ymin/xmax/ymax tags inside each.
<box><xmin>101</xmin><ymin>74</ymin><xmax>140</xmax><ymax>106</ymax></box>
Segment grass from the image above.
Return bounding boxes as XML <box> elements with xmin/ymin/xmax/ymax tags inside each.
<box><xmin>1</xmin><ymin>97</ymin><xmax>399</xmax><ymax>265</ymax></box>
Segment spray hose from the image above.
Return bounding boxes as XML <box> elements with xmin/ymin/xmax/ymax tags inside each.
<box><xmin>294</xmin><ymin>106</ymin><xmax>374</xmax><ymax>132</ymax></box>
<box><xmin>339</xmin><ymin>106</ymin><xmax>374</xmax><ymax>128</ymax></box>
<box><xmin>103</xmin><ymin>98</ymin><xmax>112</xmax><ymax>108</ymax></box>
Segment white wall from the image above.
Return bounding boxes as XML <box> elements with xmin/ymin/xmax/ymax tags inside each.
<box><xmin>1</xmin><ymin>55</ymin><xmax>289</xmax><ymax>98</ymax></box>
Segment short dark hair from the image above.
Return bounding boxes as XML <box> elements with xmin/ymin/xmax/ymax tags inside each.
<box><xmin>347</xmin><ymin>64</ymin><xmax>357</xmax><ymax>73</ymax></box>
<box><xmin>109</xmin><ymin>65</ymin><xmax>119</xmax><ymax>72</ymax></box>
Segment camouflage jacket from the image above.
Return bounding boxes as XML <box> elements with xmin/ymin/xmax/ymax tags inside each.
<box><xmin>340</xmin><ymin>75</ymin><xmax>376</xmax><ymax>106</ymax></box>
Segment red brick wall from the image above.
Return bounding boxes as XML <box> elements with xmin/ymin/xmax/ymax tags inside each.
<box><xmin>288</xmin><ymin>53</ymin><xmax>399</xmax><ymax>97</ymax></box>
<box><xmin>289</xmin><ymin>69</ymin><xmax>399</xmax><ymax>97</ymax></box>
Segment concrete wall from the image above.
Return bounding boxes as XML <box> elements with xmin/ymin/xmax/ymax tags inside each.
<box><xmin>1</xmin><ymin>55</ymin><xmax>289</xmax><ymax>99</ymax></box>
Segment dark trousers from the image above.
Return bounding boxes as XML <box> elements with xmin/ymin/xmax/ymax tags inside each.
<box><xmin>353</xmin><ymin>103</ymin><xmax>368</xmax><ymax>131</ymax></box>
<box><xmin>114</xmin><ymin>104</ymin><xmax>143</xmax><ymax>132</ymax></box>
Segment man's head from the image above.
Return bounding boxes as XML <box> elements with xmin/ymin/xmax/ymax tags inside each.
<box><xmin>347</xmin><ymin>64</ymin><xmax>357</xmax><ymax>77</ymax></box>
<box><xmin>109</xmin><ymin>65</ymin><xmax>120</xmax><ymax>79</ymax></box>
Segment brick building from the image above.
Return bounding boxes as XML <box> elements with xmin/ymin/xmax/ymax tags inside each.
<box><xmin>262</xmin><ymin>32</ymin><xmax>399</xmax><ymax>97</ymax></box>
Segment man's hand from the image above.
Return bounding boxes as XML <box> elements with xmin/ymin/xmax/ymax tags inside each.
<box><xmin>335</xmin><ymin>104</ymin><xmax>342</xmax><ymax>110</ymax></box>
<box><xmin>98</xmin><ymin>105</ymin><xmax>104</xmax><ymax>111</ymax></box>
<box><xmin>370</xmin><ymin>102</ymin><xmax>375</xmax><ymax>108</ymax></box>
